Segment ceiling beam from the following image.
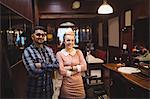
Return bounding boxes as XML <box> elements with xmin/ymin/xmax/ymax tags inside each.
<box><xmin>40</xmin><ymin>14</ymin><xmax>100</xmax><ymax>19</ymax></box>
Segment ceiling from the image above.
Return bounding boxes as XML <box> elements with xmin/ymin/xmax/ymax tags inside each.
<box><xmin>37</xmin><ymin>0</ymin><xmax>145</xmax><ymax>19</ymax></box>
<box><xmin>0</xmin><ymin>0</ymin><xmax>147</xmax><ymax>24</ymax></box>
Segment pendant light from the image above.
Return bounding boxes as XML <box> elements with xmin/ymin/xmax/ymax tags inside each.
<box><xmin>98</xmin><ymin>0</ymin><xmax>113</xmax><ymax>14</ymax></box>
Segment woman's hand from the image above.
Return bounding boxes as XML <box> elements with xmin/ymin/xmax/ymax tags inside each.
<box><xmin>64</xmin><ymin>66</ymin><xmax>72</xmax><ymax>70</ymax></box>
<box><xmin>65</xmin><ymin>65</ymin><xmax>78</xmax><ymax>72</ymax></box>
<box><xmin>72</xmin><ymin>66</ymin><xmax>77</xmax><ymax>71</ymax></box>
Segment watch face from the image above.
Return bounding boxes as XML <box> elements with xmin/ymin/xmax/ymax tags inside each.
<box><xmin>72</xmin><ymin>1</ymin><xmax>80</xmax><ymax>9</ymax></box>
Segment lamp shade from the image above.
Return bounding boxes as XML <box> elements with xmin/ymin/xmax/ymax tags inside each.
<box><xmin>98</xmin><ymin>1</ymin><xmax>113</xmax><ymax>14</ymax></box>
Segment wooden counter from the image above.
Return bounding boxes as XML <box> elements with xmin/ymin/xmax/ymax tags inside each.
<box><xmin>103</xmin><ymin>63</ymin><xmax>150</xmax><ymax>90</ymax></box>
<box><xmin>102</xmin><ymin>63</ymin><xmax>150</xmax><ymax>98</ymax></box>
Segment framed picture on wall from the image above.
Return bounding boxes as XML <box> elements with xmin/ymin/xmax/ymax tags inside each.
<box><xmin>108</xmin><ymin>17</ymin><xmax>119</xmax><ymax>47</ymax></box>
<box><xmin>125</xmin><ymin>10</ymin><xmax>131</xmax><ymax>26</ymax></box>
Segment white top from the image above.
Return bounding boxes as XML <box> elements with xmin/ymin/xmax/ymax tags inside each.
<box><xmin>86</xmin><ymin>54</ymin><xmax>104</xmax><ymax>63</ymax></box>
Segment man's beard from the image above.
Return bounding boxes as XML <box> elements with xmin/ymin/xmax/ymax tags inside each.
<box><xmin>35</xmin><ymin>39</ymin><xmax>45</xmax><ymax>44</ymax></box>
<box><xmin>36</xmin><ymin>41</ymin><xmax>44</xmax><ymax>44</ymax></box>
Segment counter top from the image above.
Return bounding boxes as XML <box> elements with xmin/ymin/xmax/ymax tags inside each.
<box><xmin>103</xmin><ymin>63</ymin><xmax>150</xmax><ymax>90</ymax></box>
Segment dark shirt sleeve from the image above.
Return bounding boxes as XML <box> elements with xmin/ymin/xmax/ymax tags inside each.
<box><xmin>22</xmin><ymin>49</ymin><xmax>44</xmax><ymax>77</ymax></box>
<box><xmin>42</xmin><ymin>47</ymin><xmax>59</xmax><ymax>71</ymax></box>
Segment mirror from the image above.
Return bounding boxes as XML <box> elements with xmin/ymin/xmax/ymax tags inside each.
<box><xmin>0</xmin><ymin>3</ymin><xmax>33</xmax><ymax>98</ymax></box>
<box><xmin>0</xmin><ymin>4</ymin><xmax>32</xmax><ymax>65</ymax></box>
<box><xmin>133</xmin><ymin>17</ymin><xmax>149</xmax><ymax>50</ymax></box>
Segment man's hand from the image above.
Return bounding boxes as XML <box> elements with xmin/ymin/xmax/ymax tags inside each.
<box><xmin>35</xmin><ymin>63</ymin><xmax>42</xmax><ymax>69</ymax></box>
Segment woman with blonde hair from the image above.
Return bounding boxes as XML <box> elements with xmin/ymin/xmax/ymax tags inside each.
<box><xmin>56</xmin><ymin>29</ymin><xmax>87</xmax><ymax>99</ymax></box>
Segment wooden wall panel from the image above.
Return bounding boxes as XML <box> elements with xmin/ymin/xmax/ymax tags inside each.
<box><xmin>120</xmin><ymin>0</ymin><xmax>149</xmax><ymax>50</ymax></box>
<box><xmin>0</xmin><ymin>0</ymin><xmax>33</xmax><ymax>22</ymax></box>
<box><xmin>0</xmin><ymin>34</ymin><xmax>1</xmax><ymax>97</ymax></box>
<box><xmin>132</xmin><ymin>0</ymin><xmax>149</xmax><ymax>22</ymax></box>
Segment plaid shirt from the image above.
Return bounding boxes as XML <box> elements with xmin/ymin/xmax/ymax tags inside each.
<box><xmin>22</xmin><ymin>43</ymin><xmax>59</xmax><ymax>98</ymax></box>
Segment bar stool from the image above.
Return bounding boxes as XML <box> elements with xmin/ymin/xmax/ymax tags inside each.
<box><xmin>83</xmin><ymin>71</ymin><xmax>107</xmax><ymax>99</ymax></box>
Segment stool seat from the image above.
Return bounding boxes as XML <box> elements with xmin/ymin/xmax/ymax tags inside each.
<box><xmin>94</xmin><ymin>90</ymin><xmax>106</xmax><ymax>96</ymax></box>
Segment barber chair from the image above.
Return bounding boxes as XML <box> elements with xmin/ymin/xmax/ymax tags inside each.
<box><xmin>83</xmin><ymin>49</ymin><xmax>107</xmax><ymax>98</ymax></box>
<box><xmin>83</xmin><ymin>71</ymin><xmax>107</xmax><ymax>99</ymax></box>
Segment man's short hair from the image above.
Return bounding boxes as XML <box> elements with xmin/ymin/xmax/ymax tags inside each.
<box><xmin>32</xmin><ymin>26</ymin><xmax>46</xmax><ymax>34</ymax></box>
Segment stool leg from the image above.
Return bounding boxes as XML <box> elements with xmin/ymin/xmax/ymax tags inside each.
<box><xmin>100</xmin><ymin>96</ymin><xmax>104</xmax><ymax>99</ymax></box>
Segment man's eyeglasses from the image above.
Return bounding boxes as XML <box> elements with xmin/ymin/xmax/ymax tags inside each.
<box><xmin>35</xmin><ymin>33</ymin><xmax>47</xmax><ymax>37</ymax></box>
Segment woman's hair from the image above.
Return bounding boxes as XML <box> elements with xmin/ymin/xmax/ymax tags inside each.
<box><xmin>60</xmin><ymin>31</ymin><xmax>75</xmax><ymax>49</ymax></box>
<box><xmin>60</xmin><ymin>42</ymin><xmax>65</xmax><ymax>49</ymax></box>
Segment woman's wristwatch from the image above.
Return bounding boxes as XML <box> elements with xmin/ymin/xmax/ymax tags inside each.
<box><xmin>70</xmin><ymin>66</ymin><xmax>74</xmax><ymax>71</ymax></box>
